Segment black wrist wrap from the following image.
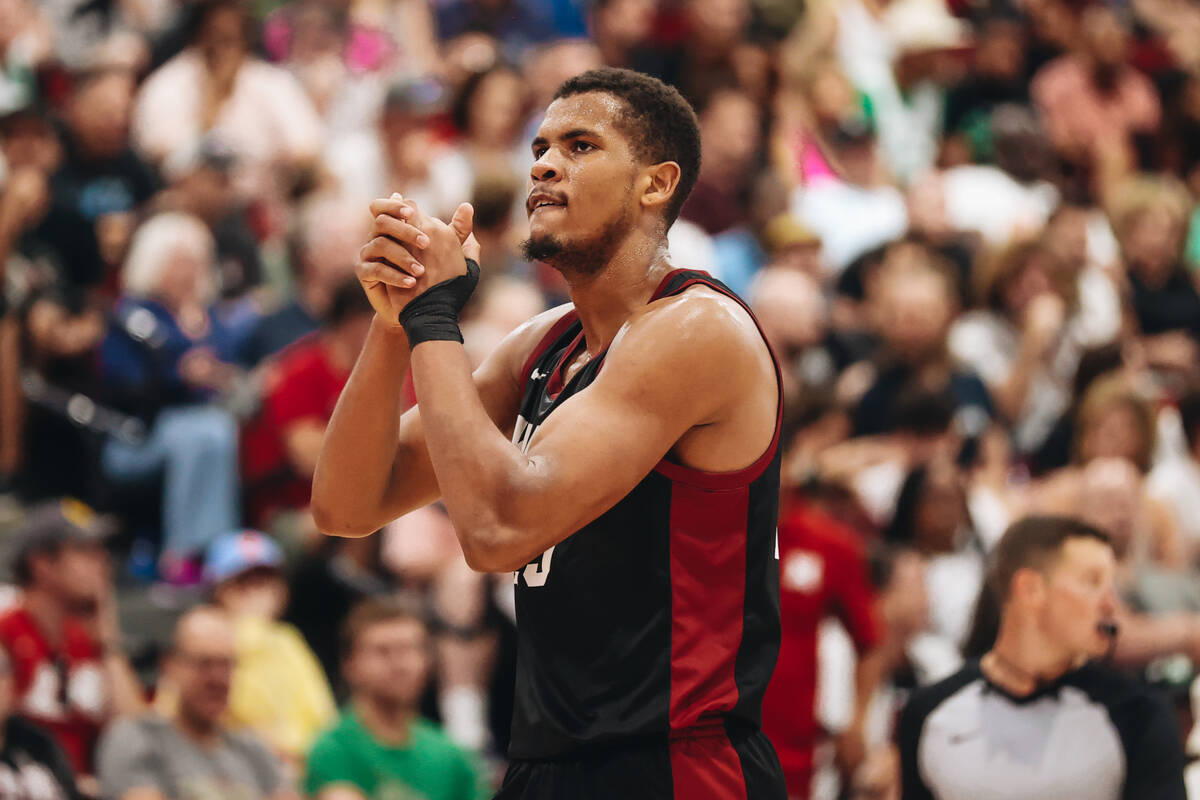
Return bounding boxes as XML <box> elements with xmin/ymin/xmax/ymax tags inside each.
<box><xmin>398</xmin><ymin>258</ymin><xmax>480</xmax><ymax>347</ymax></box>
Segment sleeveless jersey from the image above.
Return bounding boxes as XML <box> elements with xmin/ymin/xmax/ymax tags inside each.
<box><xmin>507</xmin><ymin>269</ymin><xmax>783</xmax><ymax>760</ymax></box>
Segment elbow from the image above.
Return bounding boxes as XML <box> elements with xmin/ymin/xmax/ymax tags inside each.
<box><xmin>310</xmin><ymin>500</ymin><xmax>378</xmax><ymax>539</ymax></box>
<box><xmin>459</xmin><ymin>524</ymin><xmax>530</xmax><ymax>573</ymax></box>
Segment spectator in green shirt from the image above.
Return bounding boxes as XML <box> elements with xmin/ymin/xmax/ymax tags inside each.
<box><xmin>305</xmin><ymin>598</ymin><xmax>489</xmax><ymax>800</ymax></box>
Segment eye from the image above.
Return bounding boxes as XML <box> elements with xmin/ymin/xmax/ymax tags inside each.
<box><xmin>533</xmin><ymin>145</ymin><xmax>548</xmax><ymax>159</ymax></box>
<box><xmin>572</xmin><ymin>141</ymin><xmax>595</xmax><ymax>154</ymax></box>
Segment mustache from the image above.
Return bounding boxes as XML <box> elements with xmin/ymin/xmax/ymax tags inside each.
<box><xmin>526</xmin><ymin>189</ymin><xmax>568</xmax><ymax>213</ymax></box>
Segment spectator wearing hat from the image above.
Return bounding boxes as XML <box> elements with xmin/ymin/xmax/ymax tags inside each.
<box><xmin>0</xmin><ymin>638</ymin><xmax>81</xmax><ymax>800</ymax></box>
<box><xmin>305</xmin><ymin>598</ymin><xmax>488</xmax><ymax>800</ymax></box>
<box><xmin>207</xmin><ymin>530</ymin><xmax>336</xmax><ymax>771</ymax></box>
<box><xmin>0</xmin><ymin>500</ymin><xmax>145</xmax><ymax>780</ymax></box>
<box><xmin>97</xmin><ymin>606</ymin><xmax>299</xmax><ymax>800</ymax></box>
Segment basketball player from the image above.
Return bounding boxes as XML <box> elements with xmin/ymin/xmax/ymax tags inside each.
<box><xmin>314</xmin><ymin>68</ymin><xmax>786</xmax><ymax>799</ymax></box>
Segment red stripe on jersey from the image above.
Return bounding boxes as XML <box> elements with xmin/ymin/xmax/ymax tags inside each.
<box><xmin>670</xmin><ymin>730</ymin><xmax>748</xmax><ymax>800</ymax></box>
<box><xmin>669</xmin><ymin>481</ymin><xmax>749</xmax><ymax>729</ymax></box>
<box><xmin>519</xmin><ymin>308</ymin><xmax>579</xmax><ymax>396</ymax></box>
<box><xmin>650</xmin><ymin>273</ymin><xmax>784</xmax><ymax>490</ymax></box>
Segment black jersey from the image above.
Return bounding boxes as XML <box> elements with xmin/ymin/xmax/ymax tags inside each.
<box><xmin>506</xmin><ymin>269</ymin><xmax>783</xmax><ymax>763</ymax></box>
<box><xmin>897</xmin><ymin>660</ymin><xmax>1187</xmax><ymax>800</ymax></box>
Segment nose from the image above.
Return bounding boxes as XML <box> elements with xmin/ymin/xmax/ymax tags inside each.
<box><xmin>530</xmin><ymin>152</ymin><xmax>561</xmax><ymax>184</ymax></box>
<box><xmin>1100</xmin><ymin>584</ymin><xmax>1119</xmax><ymax>617</ymax></box>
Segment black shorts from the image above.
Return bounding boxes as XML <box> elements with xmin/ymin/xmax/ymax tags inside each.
<box><xmin>495</xmin><ymin>726</ymin><xmax>786</xmax><ymax>800</ymax></box>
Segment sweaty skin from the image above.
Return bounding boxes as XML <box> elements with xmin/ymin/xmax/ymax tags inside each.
<box><xmin>312</xmin><ymin>92</ymin><xmax>777</xmax><ymax>573</ymax></box>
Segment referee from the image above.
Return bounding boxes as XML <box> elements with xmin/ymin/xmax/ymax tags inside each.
<box><xmin>898</xmin><ymin>515</ymin><xmax>1186</xmax><ymax>800</ymax></box>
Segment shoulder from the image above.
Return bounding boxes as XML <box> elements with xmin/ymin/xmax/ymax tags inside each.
<box><xmin>410</xmin><ymin>720</ymin><xmax>476</xmax><ymax>766</ymax></box>
<box><xmin>0</xmin><ymin>605</ymin><xmax>27</xmax><ymax>635</ymax></box>
<box><xmin>308</xmin><ymin>713</ymin><xmax>356</xmax><ymax>754</ymax></box>
<box><xmin>1066</xmin><ymin>662</ymin><xmax>1165</xmax><ymax>715</ymax></box>
<box><xmin>618</xmin><ymin>283</ymin><xmax>767</xmax><ymax>368</ymax></box>
<box><xmin>222</xmin><ymin>726</ymin><xmax>278</xmax><ymax>762</ymax></box>
<box><xmin>900</xmin><ymin>663</ymin><xmax>984</xmax><ymax>732</ymax></box>
<box><xmin>99</xmin><ymin>715</ymin><xmax>166</xmax><ymax>750</ymax></box>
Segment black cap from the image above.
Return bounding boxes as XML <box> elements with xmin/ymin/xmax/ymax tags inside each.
<box><xmin>13</xmin><ymin>499</ymin><xmax>115</xmax><ymax>584</ymax></box>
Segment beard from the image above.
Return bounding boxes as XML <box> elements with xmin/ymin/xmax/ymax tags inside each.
<box><xmin>521</xmin><ymin>203</ymin><xmax>635</xmax><ymax>279</ymax></box>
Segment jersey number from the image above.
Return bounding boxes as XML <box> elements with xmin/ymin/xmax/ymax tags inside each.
<box><xmin>517</xmin><ymin>546</ymin><xmax>555</xmax><ymax>587</ymax></box>
<box><xmin>511</xmin><ymin>413</ymin><xmax>555</xmax><ymax>587</ymax></box>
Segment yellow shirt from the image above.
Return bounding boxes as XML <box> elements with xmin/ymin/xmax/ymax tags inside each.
<box><xmin>226</xmin><ymin>617</ymin><xmax>337</xmax><ymax>762</ymax></box>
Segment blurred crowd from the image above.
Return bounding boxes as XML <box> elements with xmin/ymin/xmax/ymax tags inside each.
<box><xmin>3</xmin><ymin>0</ymin><xmax>1200</xmax><ymax>796</ymax></box>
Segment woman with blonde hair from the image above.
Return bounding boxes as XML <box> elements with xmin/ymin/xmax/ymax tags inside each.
<box><xmin>98</xmin><ymin>212</ymin><xmax>248</xmax><ymax>585</ymax></box>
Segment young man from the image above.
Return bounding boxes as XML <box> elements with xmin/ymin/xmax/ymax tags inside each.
<box><xmin>305</xmin><ymin>599</ymin><xmax>487</xmax><ymax>800</ymax></box>
<box><xmin>314</xmin><ymin>67</ymin><xmax>785</xmax><ymax>797</ymax></box>
<box><xmin>96</xmin><ymin>606</ymin><xmax>297</xmax><ymax>800</ymax></box>
<box><xmin>0</xmin><ymin>500</ymin><xmax>144</xmax><ymax>778</ymax></box>
<box><xmin>899</xmin><ymin>515</ymin><xmax>1186</xmax><ymax>800</ymax></box>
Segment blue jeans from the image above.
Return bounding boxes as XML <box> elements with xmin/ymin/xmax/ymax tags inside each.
<box><xmin>101</xmin><ymin>405</ymin><xmax>239</xmax><ymax>558</ymax></box>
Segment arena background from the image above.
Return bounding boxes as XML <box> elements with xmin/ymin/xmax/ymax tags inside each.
<box><xmin>4</xmin><ymin>0</ymin><xmax>1200</xmax><ymax>796</ymax></box>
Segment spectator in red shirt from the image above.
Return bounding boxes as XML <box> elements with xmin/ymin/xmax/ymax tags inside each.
<box><xmin>0</xmin><ymin>500</ymin><xmax>145</xmax><ymax>783</ymax></box>
<box><xmin>763</xmin><ymin>496</ymin><xmax>884</xmax><ymax>800</ymax></box>
<box><xmin>242</xmin><ymin>279</ymin><xmax>375</xmax><ymax>529</ymax></box>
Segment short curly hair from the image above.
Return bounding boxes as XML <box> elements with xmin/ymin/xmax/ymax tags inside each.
<box><xmin>553</xmin><ymin>68</ymin><xmax>701</xmax><ymax>227</ymax></box>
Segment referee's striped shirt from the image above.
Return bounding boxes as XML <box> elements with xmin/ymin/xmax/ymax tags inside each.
<box><xmin>898</xmin><ymin>660</ymin><xmax>1187</xmax><ymax>800</ymax></box>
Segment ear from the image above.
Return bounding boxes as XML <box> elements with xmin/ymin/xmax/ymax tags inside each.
<box><xmin>1010</xmin><ymin>567</ymin><xmax>1046</xmax><ymax>608</ymax></box>
<box><xmin>638</xmin><ymin>161</ymin><xmax>683</xmax><ymax>216</ymax></box>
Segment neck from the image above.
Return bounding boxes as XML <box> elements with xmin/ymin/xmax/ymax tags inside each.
<box><xmin>173</xmin><ymin>707</ymin><xmax>222</xmax><ymax>747</ymax></box>
<box><xmin>22</xmin><ymin>590</ymin><xmax>67</xmax><ymax>649</ymax></box>
<box><xmin>354</xmin><ymin>695</ymin><xmax>415</xmax><ymax>746</ymax></box>
<box><xmin>561</xmin><ymin>237</ymin><xmax>674</xmax><ymax>356</ymax></box>
<box><xmin>984</xmin><ymin>618</ymin><xmax>1077</xmax><ymax>696</ymax></box>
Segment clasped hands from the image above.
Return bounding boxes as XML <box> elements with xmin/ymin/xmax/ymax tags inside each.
<box><xmin>356</xmin><ymin>194</ymin><xmax>482</xmax><ymax>333</ymax></box>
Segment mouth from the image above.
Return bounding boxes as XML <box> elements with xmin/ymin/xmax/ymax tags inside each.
<box><xmin>527</xmin><ymin>193</ymin><xmax>567</xmax><ymax>216</ymax></box>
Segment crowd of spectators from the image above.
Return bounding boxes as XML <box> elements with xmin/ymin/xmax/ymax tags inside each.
<box><xmin>3</xmin><ymin>0</ymin><xmax>1200</xmax><ymax>796</ymax></box>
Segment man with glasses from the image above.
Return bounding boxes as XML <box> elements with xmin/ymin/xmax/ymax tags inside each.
<box><xmin>96</xmin><ymin>606</ymin><xmax>299</xmax><ymax>800</ymax></box>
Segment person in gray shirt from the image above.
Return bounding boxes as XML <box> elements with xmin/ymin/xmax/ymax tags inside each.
<box><xmin>95</xmin><ymin>606</ymin><xmax>300</xmax><ymax>800</ymax></box>
<box><xmin>898</xmin><ymin>515</ymin><xmax>1186</xmax><ymax>800</ymax></box>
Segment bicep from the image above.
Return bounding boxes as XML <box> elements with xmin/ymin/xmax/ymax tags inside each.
<box><xmin>514</xmin><ymin>370</ymin><xmax>698</xmax><ymax>540</ymax></box>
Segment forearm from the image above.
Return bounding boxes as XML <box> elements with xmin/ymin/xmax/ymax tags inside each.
<box><xmin>104</xmin><ymin>651</ymin><xmax>148</xmax><ymax>716</ymax></box>
<box><xmin>313</xmin><ymin>317</ymin><xmax>415</xmax><ymax>535</ymax></box>
<box><xmin>409</xmin><ymin>341</ymin><xmax>534</xmax><ymax>569</ymax></box>
<box><xmin>851</xmin><ymin>644</ymin><xmax>891</xmax><ymax>727</ymax></box>
<box><xmin>992</xmin><ymin>344</ymin><xmax>1040</xmax><ymax>423</ymax></box>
